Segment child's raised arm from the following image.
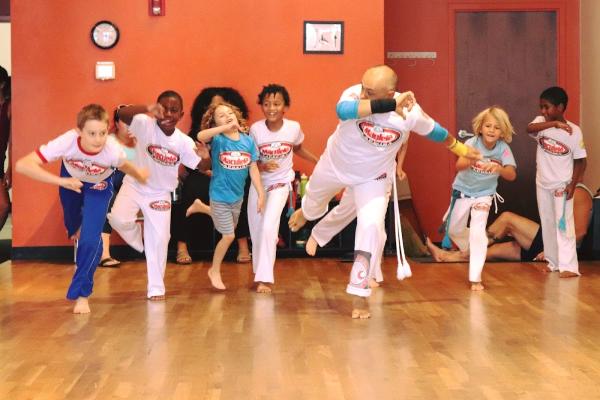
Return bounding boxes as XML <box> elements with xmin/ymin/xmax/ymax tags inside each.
<box><xmin>527</xmin><ymin>120</ymin><xmax>572</xmax><ymax>135</ymax></box>
<box><xmin>15</xmin><ymin>152</ymin><xmax>83</xmax><ymax>193</ymax></box>
<box><xmin>196</xmin><ymin>122</ymin><xmax>240</xmax><ymax>143</ymax></box>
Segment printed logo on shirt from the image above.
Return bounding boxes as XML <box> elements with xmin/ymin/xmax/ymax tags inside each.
<box><xmin>471</xmin><ymin>158</ymin><xmax>502</xmax><ymax>175</ymax></box>
<box><xmin>146</xmin><ymin>144</ymin><xmax>180</xmax><ymax>166</ymax></box>
<box><xmin>538</xmin><ymin>137</ymin><xmax>570</xmax><ymax>156</ymax></box>
<box><xmin>219</xmin><ymin>151</ymin><xmax>252</xmax><ymax>170</ymax></box>
<box><xmin>357</xmin><ymin>121</ymin><xmax>402</xmax><ymax>147</ymax></box>
<box><xmin>149</xmin><ymin>200</ymin><xmax>171</xmax><ymax>211</ymax></box>
<box><xmin>91</xmin><ymin>181</ymin><xmax>108</xmax><ymax>191</ymax></box>
<box><xmin>258</xmin><ymin>142</ymin><xmax>293</xmax><ymax>160</ymax></box>
<box><xmin>65</xmin><ymin>159</ymin><xmax>110</xmax><ymax>176</ymax></box>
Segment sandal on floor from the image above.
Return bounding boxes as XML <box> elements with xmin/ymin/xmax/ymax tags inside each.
<box><xmin>236</xmin><ymin>253</ymin><xmax>252</xmax><ymax>263</ymax></box>
<box><xmin>98</xmin><ymin>257</ymin><xmax>121</xmax><ymax>268</ymax></box>
<box><xmin>176</xmin><ymin>251</ymin><xmax>192</xmax><ymax>265</ymax></box>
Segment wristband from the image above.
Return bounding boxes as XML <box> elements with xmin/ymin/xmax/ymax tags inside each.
<box><xmin>426</xmin><ymin>122</ymin><xmax>449</xmax><ymax>142</ymax></box>
<box><xmin>447</xmin><ymin>137</ymin><xmax>469</xmax><ymax>158</ymax></box>
<box><xmin>370</xmin><ymin>98</ymin><xmax>397</xmax><ymax>114</ymax></box>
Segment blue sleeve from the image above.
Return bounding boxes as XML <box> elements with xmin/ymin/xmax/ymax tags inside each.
<box><xmin>425</xmin><ymin>122</ymin><xmax>449</xmax><ymax>143</ymax></box>
<box><xmin>336</xmin><ymin>100</ymin><xmax>360</xmax><ymax>120</ymax></box>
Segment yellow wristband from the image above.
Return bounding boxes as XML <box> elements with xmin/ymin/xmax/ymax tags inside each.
<box><xmin>448</xmin><ymin>139</ymin><xmax>469</xmax><ymax>157</ymax></box>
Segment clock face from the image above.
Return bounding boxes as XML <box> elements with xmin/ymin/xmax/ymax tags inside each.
<box><xmin>91</xmin><ymin>21</ymin><xmax>120</xmax><ymax>49</ymax></box>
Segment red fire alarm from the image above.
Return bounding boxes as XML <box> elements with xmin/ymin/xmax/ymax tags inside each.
<box><xmin>149</xmin><ymin>0</ymin><xmax>165</xmax><ymax>16</ymax></box>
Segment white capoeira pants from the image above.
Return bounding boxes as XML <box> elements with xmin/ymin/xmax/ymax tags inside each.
<box><xmin>108</xmin><ymin>181</ymin><xmax>172</xmax><ymax>298</ymax></box>
<box><xmin>446</xmin><ymin>195</ymin><xmax>492</xmax><ymax>283</ymax></box>
<box><xmin>302</xmin><ymin>158</ymin><xmax>391</xmax><ymax>297</ymax></box>
<box><xmin>536</xmin><ymin>185</ymin><xmax>579</xmax><ymax>274</ymax></box>
<box><xmin>248</xmin><ymin>183</ymin><xmax>289</xmax><ymax>283</ymax></box>
<box><xmin>310</xmin><ymin>186</ymin><xmax>387</xmax><ymax>283</ymax></box>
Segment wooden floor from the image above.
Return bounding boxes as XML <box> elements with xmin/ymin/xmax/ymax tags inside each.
<box><xmin>2</xmin><ymin>257</ymin><xmax>600</xmax><ymax>400</ymax></box>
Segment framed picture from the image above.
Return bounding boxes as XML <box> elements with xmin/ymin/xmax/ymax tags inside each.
<box><xmin>303</xmin><ymin>21</ymin><xmax>344</xmax><ymax>54</ymax></box>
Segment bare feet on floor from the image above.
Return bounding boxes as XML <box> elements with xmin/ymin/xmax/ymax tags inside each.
<box><xmin>148</xmin><ymin>295</ymin><xmax>166</xmax><ymax>301</ymax></box>
<box><xmin>256</xmin><ymin>282</ymin><xmax>272</xmax><ymax>293</ymax></box>
<box><xmin>73</xmin><ymin>297</ymin><xmax>90</xmax><ymax>314</ymax></box>
<box><xmin>208</xmin><ymin>267</ymin><xmax>226</xmax><ymax>290</ymax></box>
<box><xmin>559</xmin><ymin>271</ymin><xmax>579</xmax><ymax>278</ymax></box>
<box><xmin>425</xmin><ymin>237</ymin><xmax>445</xmax><ymax>262</ymax></box>
<box><xmin>186</xmin><ymin>199</ymin><xmax>211</xmax><ymax>217</ymax></box>
<box><xmin>288</xmin><ymin>209</ymin><xmax>307</xmax><ymax>232</ymax></box>
<box><xmin>368</xmin><ymin>278</ymin><xmax>380</xmax><ymax>288</ymax></box>
<box><xmin>351</xmin><ymin>296</ymin><xmax>370</xmax><ymax>319</ymax></box>
<box><xmin>305</xmin><ymin>235</ymin><xmax>318</xmax><ymax>256</ymax></box>
<box><xmin>470</xmin><ymin>282</ymin><xmax>485</xmax><ymax>291</ymax></box>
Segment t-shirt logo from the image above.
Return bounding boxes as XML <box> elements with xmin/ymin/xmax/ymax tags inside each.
<box><xmin>258</xmin><ymin>142</ymin><xmax>293</xmax><ymax>160</ymax></box>
<box><xmin>149</xmin><ymin>200</ymin><xmax>171</xmax><ymax>211</ymax></box>
<box><xmin>471</xmin><ymin>158</ymin><xmax>501</xmax><ymax>175</ymax></box>
<box><xmin>66</xmin><ymin>159</ymin><xmax>109</xmax><ymax>175</ymax></box>
<box><xmin>91</xmin><ymin>181</ymin><xmax>108</xmax><ymax>191</ymax></box>
<box><xmin>147</xmin><ymin>145</ymin><xmax>180</xmax><ymax>166</ymax></box>
<box><xmin>538</xmin><ymin>137</ymin><xmax>570</xmax><ymax>156</ymax></box>
<box><xmin>357</xmin><ymin>121</ymin><xmax>402</xmax><ymax>147</ymax></box>
<box><xmin>219</xmin><ymin>151</ymin><xmax>252</xmax><ymax>170</ymax></box>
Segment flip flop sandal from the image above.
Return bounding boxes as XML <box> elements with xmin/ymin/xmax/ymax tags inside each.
<box><xmin>98</xmin><ymin>257</ymin><xmax>121</xmax><ymax>268</ymax></box>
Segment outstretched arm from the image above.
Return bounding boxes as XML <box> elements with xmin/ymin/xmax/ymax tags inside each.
<box><xmin>336</xmin><ymin>91</ymin><xmax>415</xmax><ymax>121</ymax></box>
<box><xmin>118</xmin><ymin>160</ymin><xmax>149</xmax><ymax>184</ymax></box>
<box><xmin>293</xmin><ymin>143</ymin><xmax>319</xmax><ymax>164</ymax></box>
<box><xmin>15</xmin><ymin>152</ymin><xmax>83</xmax><ymax>193</ymax></box>
<box><xmin>527</xmin><ymin>120</ymin><xmax>572</xmax><ymax>135</ymax></box>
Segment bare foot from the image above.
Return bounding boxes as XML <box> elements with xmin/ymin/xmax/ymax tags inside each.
<box><xmin>368</xmin><ymin>278</ymin><xmax>380</xmax><ymax>288</ymax></box>
<box><xmin>208</xmin><ymin>267</ymin><xmax>226</xmax><ymax>290</ymax></box>
<box><xmin>256</xmin><ymin>282</ymin><xmax>272</xmax><ymax>293</ymax></box>
<box><xmin>186</xmin><ymin>199</ymin><xmax>211</xmax><ymax>217</ymax></box>
<box><xmin>288</xmin><ymin>209</ymin><xmax>307</xmax><ymax>232</ymax></box>
<box><xmin>73</xmin><ymin>297</ymin><xmax>90</xmax><ymax>314</ymax></box>
<box><xmin>425</xmin><ymin>237</ymin><xmax>445</xmax><ymax>262</ymax></box>
<box><xmin>470</xmin><ymin>282</ymin><xmax>485</xmax><ymax>291</ymax></box>
<box><xmin>559</xmin><ymin>271</ymin><xmax>579</xmax><ymax>278</ymax></box>
<box><xmin>306</xmin><ymin>235</ymin><xmax>318</xmax><ymax>256</ymax></box>
<box><xmin>351</xmin><ymin>296</ymin><xmax>370</xmax><ymax>319</ymax></box>
<box><xmin>148</xmin><ymin>295</ymin><xmax>166</xmax><ymax>301</ymax></box>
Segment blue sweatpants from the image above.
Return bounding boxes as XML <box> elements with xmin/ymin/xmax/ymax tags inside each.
<box><xmin>59</xmin><ymin>164</ymin><xmax>114</xmax><ymax>300</ymax></box>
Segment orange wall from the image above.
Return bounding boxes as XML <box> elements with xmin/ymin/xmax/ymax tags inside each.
<box><xmin>12</xmin><ymin>0</ymin><xmax>384</xmax><ymax>247</ymax></box>
<box><xmin>385</xmin><ymin>0</ymin><xmax>580</xmax><ymax>239</ymax></box>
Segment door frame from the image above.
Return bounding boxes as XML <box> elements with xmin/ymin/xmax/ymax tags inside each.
<box><xmin>447</xmin><ymin>0</ymin><xmax>579</xmax><ymax>135</ymax></box>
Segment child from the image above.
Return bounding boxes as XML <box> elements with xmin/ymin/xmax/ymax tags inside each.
<box><xmin>246</xmin><ymin>84</ymin><xmax>317</xmax><ymax>293</ymax></box>
<box><xmin>441</xmin><ymin>106</ymin><xmax>516</xmax><ymax>290</ymax></box>
<box><xmin>15</xmin><ymin>104</ymin><xmax>148</xmax><ymax>313</ymax></box>
<box><xmin>186</xmin><ymin>101</ymin><xmax>265</xmax><ymax>290</ymax></box>
<box><xmin>527</xmin><ymin>86</ymin><xmax>587</xmax><ymax>277</ymax></box>
<box><xmin>108</xmin><ymin>91</ymin><xmax>210</xmax><ymax>301</ymax></box>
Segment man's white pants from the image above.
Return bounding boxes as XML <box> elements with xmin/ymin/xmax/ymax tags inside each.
<box><xmin>536</xmin><ymin>186</ymin><xmax>579</xmax><ymax>274</ymax></box>
<box><xmin>248</xmin><ymin>184</ymin><xmax>289</xmax><ymax>283</ymax></box>
<box><xmin>302</xmin><ymin>159</ymin><xmax>391</xmax><ymax>297</ymax></box>
<box><xmin>310</xmin><ymin>187</ymin><xmax>386</xmax><ymax>282</ymax></box>
<box><xmin>446</xmin><ymin>195</ymin><xmax>492</xmax><ymax>283</ymax></box>
<box><xmin>108</xmin><ymin>181</ymin><xmax>172</xmax><ymax>298</ymax></box>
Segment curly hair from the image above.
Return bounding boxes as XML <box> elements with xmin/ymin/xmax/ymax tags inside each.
<box><xmin>190</xmin><ymin>87</ymin><xmax>249</xmax><ymax>135</ymax></box>
<box><xmin>257</xmin><ymin>84</ymin><xmax>290</xmax><ymax>106</ymax></box>
<box><xmin>200</xmin><ymin>101</ymin><xmax>249</xmax><ymax>133</ymax></box>
<box><xmin>472</xmin><ymin>106</ymin><xmax>514</xmax><ymax>144</ymax></box>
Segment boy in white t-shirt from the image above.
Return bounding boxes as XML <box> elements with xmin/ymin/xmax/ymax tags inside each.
<box><xmin>108</xmin><ymin>91</ymin><xmax>210</xmax><ymax>300</ymax></box>
<box><xmin>248</xmin><ymin>84</ymin><xmax>318</xmax><ymax>293</ymax></box>
<box><xmin>527</xmin><ymin>86</ymin><xmax>587</xmax><ymax>277</ymax></box>
<box><xmin>15</xmin><ymin>104</ymin><xmax>148</xmax><ymax>313</ymax></box>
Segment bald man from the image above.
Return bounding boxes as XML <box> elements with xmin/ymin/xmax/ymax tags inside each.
<box><xmin>289</xmin><ymin>65</ymin><xmax>479</xmax><ymax>319</ymax></box>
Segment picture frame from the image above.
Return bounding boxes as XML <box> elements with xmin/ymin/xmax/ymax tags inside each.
<box><xmin>303</xmin><ymin>21</ymin><xmax>344</xmax><ymax>54</ymax></box>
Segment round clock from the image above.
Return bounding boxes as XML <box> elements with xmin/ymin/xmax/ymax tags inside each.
<box><xmin>90</xmin><ymin>21</ymin><xmax>120</xmax><ymax>49</ymax></box>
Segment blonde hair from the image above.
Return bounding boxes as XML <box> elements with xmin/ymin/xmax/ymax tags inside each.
<box><xmin>472</xmin><ymin>106</ymin><xmax>514</xmax><ymax>144</ymax></box>
<box><xmin>77</xmin><ymin>104</ymin><xmax>109</xmax><ymax>130</ymax></box>
<box><xmin>200</xmin><ymin>101</ymin><xmax>249</xmax><ymax>132</ymax></box>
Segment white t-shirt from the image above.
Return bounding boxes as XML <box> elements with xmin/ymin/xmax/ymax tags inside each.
<box><xmin>37</xmin><ymin>129</ymin><xmax>126</xmax><ymax>183</ymax></box>
<box><xmin>125</xmin><ymin>114</ymin><xmax>201</xmax><ymax>193</ymax></box>
<box><xmin>530</xmin><ymin>116</ymin><xmax>587</xmax><ymax>190</ymax></box>
<box><xmin>323</xmin><ymin>84</ymin><xmax>435</xmax><ymax>185</ymax></box>
<box><xmin>249</xmin><ymin>118</ymin><xmax>304</xmax><ymax>186</ymax></box>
